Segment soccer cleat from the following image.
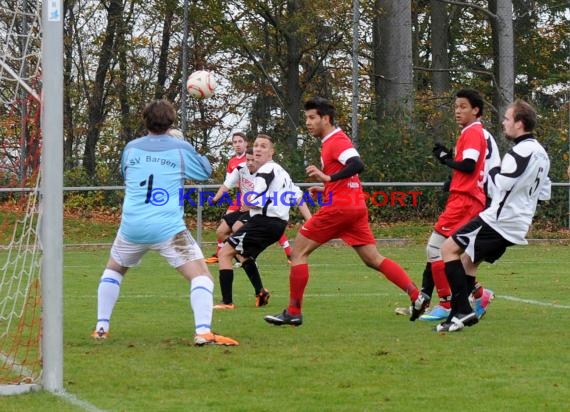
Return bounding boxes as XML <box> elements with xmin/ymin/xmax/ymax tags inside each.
<box><xmin>264</xmin><ymin>309</ymin><xmax>303</xmax><ymax>326</ymax></box>
<box><xmin>213</xmin><ymin>302</ymin><xmax>236</xmax><ymax>310</ymax></box>
<box><xmin>194</xmin><ymin>332</ymin><xmax>239</xmax><ymax>346</ymax></box>
<box><xmin>91</xmin><ymin>327</ymin><xmax>109</xmax><ymax>340</ymax></box>
<box><xmin>255</xmin><ymin>288</ymin><xmax>271</xmax><ymax>307</ymax></box>
<box><xmin>419</xmin><ymin>305</ymin><xmax>451</xmax><ymax>321</ymax></box>
<box><xmin>474</xmin><ymin>288</ymin><xmax>494</xmax><ymax>319</ymax></box>
<box><xmin>204</xmin><ymin>255</ymin><xmax>219</xmax><ymax>264</ymax></box>
<box><xmin>435</xmin><ymin>312</ymin><xmax>479</xmax><ymax>332</ymax></box>
<box><xmin>409</xmin><ymin>292</ymin><xmax>431</xmax><ymax>321</ymax></box>
<box><xmin>394</xmin><ymin>306</ymin><xmax>411</xmax><ymax>316</ymax></box>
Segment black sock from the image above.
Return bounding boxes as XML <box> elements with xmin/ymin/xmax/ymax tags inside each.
<box><xmin>420</xmin><ymin>262</ymin><xmax>434</xmax><ymax>298</ymax></box>
<box><xmin>466</xmin><ymin>275</ymin><xmax>476</xmax><ymax>295</ymax></box>
<box><xmin>241</xmin><ymin>259</ymin><xmax>263</xmax><ymax>295</ymax></box>
<box><xmin>218</xmin><ymin>269</ymin><xmax>234</xmax><ymax>304</ymax></box>
<box><xmin>444</xmin><ymin>260</ymin><xmax>472</xmax><ymax>314</ymax></box>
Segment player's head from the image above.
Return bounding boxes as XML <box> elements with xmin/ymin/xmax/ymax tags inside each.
<box><xmin>143</xmin><ymin>99</ymin><xmax>176</xmax><ymax>134</ymax></box>
<box><xmin>454</xmin><ymin>89</ymin><xmax>484</xmax><ymax>127</ymax></box>
<box><xmin>304</xmin><ymin>97</ymin><xmax>336</xmax><ymax>138</ymax></box>
<box><xmin>245</xmin><ymin>148</ymin><xmax>257</xmax><ymax>174</ymax></box>
<box><xmin>253</xmin><ymin>134</ymin><xmax>274</xmax><ymax>167</ymax></box>
<box><xmin>231</xmin><ymin>131</ymin><xmax>248</xmax><ymax>156</ymax></box>
<box><xmin>503</xmin><ymin>99</ymin><xmax>537</xmax><ymax>139</ymax></box>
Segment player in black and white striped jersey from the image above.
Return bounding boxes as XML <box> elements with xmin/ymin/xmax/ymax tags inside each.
<box><xmin>216</xmin><ymin>134</ymin><xmax>312</xmax><ymax>308</ymax></box>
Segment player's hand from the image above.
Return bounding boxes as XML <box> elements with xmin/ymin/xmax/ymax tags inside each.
<box><xmin>306</xmin><ymin>165</ymin><xmax>330</xmax><ymax>182</ymax></box>
<box><xmin>432</xmin><ymin>143</ymin><xmax>452</xmax><ymax>164</ymax></box>
<box><xmin>308</xmin><ymin>185</ymin><xmax>324</xmax><ymax>200</ymax></box>
<box><xmin>206</xmin><ymin>195</ymin><xmax>217</xmax><ymax>205</ymax></box>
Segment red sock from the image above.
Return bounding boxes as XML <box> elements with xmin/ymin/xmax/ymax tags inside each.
<box><xmin>379</xmin><ymin>258</ymin><xmax>419</xmax><ymax>301</ymax></box>
<box><xmin>278</xmin><ymin>234</ymin><xmax>292</xmax><ymax>257</ymax></box>
<box><xmin>431</xmin><ymin>260</ymin><xmax>451</xmax><ymax>308</ymax></box>
<box><xmin>287</xmin><ymin>264</ymin><xmax>309</xmax><ymax>315</ymax></box>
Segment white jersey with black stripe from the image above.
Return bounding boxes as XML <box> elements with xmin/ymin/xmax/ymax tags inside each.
<box><xmin>480</xmin><ymin>135</ymin><xmax>551</xmax><ymax>244</ymax></box>
<box><xmin>482</xmin><ymin>129</ymin><xmax>501</xmax><ymax>201</ymax></box>
<box><xmin>248</xmin><ymin>160</ymin><xmax>302</xmax><ymax>221</ymax></box>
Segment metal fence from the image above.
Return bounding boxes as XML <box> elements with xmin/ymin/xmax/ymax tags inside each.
<box><xmin>2</xmin><ymin>181</ymin><xmax>569</xmax><ymax>247</ymax></box>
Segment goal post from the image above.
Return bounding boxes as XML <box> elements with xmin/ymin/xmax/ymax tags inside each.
<box><xmin>40</xmin><ymin>0</ymin><xmax>64</xmax><ymax>393</ymax></box>
<box><xmin>0</xmin><ymin>0</ymin><xmax>63</xmax><ymax>394</ymax></box>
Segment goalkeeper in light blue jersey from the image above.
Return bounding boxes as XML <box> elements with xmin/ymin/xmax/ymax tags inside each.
<box><xmin>91</xmin><ymin>99</ymin><xmax>239</xmax><ymax>346</ymax></box>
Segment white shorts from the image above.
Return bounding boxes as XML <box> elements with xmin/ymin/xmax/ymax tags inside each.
<box><xmin>110</xmin><ymin>230</ymin><xmax>204</xmax><ymax>268</ymax></box>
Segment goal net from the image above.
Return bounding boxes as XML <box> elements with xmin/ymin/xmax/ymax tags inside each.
<box><xmin>0</xmin><ymin>0</ymin><xmax>44</xmax><ymax>393</ymax></box>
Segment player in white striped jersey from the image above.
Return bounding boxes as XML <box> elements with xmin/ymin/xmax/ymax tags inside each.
<box><xmin>437</xmin><ymin>99</ymin><xmax>551</xmax><ymax>332</ymax></box>
<box><xmin>216</xmin><ymin>134</ymin><xmax>312</xmax><ymax>308</ymax></box>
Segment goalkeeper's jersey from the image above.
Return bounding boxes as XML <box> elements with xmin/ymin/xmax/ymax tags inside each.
<box><xmin>118</xmin><ymin>134</ymin><xmax>212</xmax><ymax>244</ymax></box>
<box><xmin>480</xmin><ymin>134</ymin><xmax>551</xmax><ymax>245</ymax></box>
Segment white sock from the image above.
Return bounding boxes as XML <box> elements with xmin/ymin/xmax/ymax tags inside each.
<box><xmin>95</xmin><ymin>269</ymin><xmax>123</xmax><ymax>332</ymax></box>
<box><xmin>190</xmin><ymin>275</ymin><xmax>214</xmax><ymax>335</ymax></box>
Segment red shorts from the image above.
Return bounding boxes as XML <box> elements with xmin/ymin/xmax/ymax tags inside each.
<box><xmin>299</xmin><ymin>207</ymin><xmax>376</xmax><ymax>246</ymax></box>
<box><xmin>434</xmin><ymin>193</ymin><xmax>485</xmax><ymax>237</ymax></box>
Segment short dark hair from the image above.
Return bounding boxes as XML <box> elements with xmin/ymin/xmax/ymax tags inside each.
<box><xmin>232</xmin><ymin>131</ymin><xmax>247</xmax><ymax>140</ymax></box>
<box><xmin>245</xmin><ymin>148</ymin><xmax>254</xmax><ymax>155</ymax></box>
<box><xmin>456</xmin><ymin>88</ymin><xmax>484</xmax><ymax>118</ymax></box>
<box><xmin>304</xmin><ymin>96</ymin><xmax>336</xmax><ymax>124</ymax></box>
<box><xmin>509</xmin><ymin>99</ymin><xmax>537</xmax><ymax>132</ymax></box>
<box><xmin>143</xmin><ymin>99</ymin><xmax>176</xmax><ymax>134</ymax></box>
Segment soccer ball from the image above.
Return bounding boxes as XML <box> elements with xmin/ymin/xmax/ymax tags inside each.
<box><xmin>186</xmin><ymin>70</ymin><xmax>217</xmax><ymax>98</ymax></box>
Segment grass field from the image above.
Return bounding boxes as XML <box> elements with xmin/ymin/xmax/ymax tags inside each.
<box><xmin>2</xmin><ymin>236</ymin><xmax>570</xmax><ymax>411</ymax></box>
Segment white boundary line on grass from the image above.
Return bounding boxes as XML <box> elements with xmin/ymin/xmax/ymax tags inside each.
<box><xmin>54</xmin><ymin>390</ymin><xmax>106</xmax><ymax>412</ymax></box>
<box><xmin>498</xmin><ymin>295</ymin><xmax>570</xmax><ymax>309</ymax></box>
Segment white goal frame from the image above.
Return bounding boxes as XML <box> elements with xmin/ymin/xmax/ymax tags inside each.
<box><xmin>40</xmin><ymin>0</ymin><xmax>64</xmax><ymax>393</ymax></box>
<box><xmin>0</xmin><ymin>0</ymin><xmax>62</xmax><ymax>395</ymax></box>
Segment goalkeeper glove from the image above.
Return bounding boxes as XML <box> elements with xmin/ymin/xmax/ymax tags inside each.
<box><xmin>433</xmin><ymin>143</ymin><xmax>452</xmax><ymax>164</ymax></box>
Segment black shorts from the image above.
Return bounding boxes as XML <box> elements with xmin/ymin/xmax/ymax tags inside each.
<box><xmin>452</xmin><ymin>216</ymin><xmax>514</xmax><ymax>264</ymax></box>
<box><xmin>222</xmin><ymin>211</ymin><xmax>249</xmax><ymax>229</ymax></box>
<box><xmin>226</xmin><ymin>215</ymin><xmax>287</xmax><ymax>259</ymax></box>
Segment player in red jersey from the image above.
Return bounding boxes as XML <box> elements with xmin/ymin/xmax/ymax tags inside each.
<box><xmin>264</xmin><ymin>96</ymin><xmax>424</xmax><ymax>326</ymax></box>
<box><xmin>410</xmin><ymin>89</ymin><xmax>489</xmax><ymax>322</ymax></box>
<box><xmin>205</xmin><ymin>132</ymin><xmax>247</xmax><ymax>264</ymax></box>
<box><xmin>206</xmin><ymin>132</ymin><xmax>292</xmax><ymax>263</ymax></box>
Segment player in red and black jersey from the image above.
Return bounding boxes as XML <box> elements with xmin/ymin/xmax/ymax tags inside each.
<box><xmin>413</xmin><ymin>89</ymin><xmax>489</xmax><ymax>322</ymax></box>
<box><xmin>264</xmin><ymin>97</ymin><xmax>423</xmax><ymax>326</ymax></box>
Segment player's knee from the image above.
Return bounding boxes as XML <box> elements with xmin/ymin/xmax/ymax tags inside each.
<box><xmin>441</xmin><ymin>237</ymin><xmax>461</xmax><ymax>261</ymax></box>
<box><xmin>426</xmin><ymin>232</ymin><xmax>446</xmax><ymax>262</ymax></box>
<box><xmin>218</xmin><ymin>243</ymin><xmax>234</xmax><ymax>258</ymax></box>
<box><xmin>216</xmin><ymin>226</ymin><xmax>230</xmax><ymax>240</ymax></box>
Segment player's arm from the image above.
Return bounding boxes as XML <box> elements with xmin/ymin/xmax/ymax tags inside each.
<box><xmin>296</xmin><ymin>202</ymin><xmax>312</xmax><ymax>221</ymax></box>
<box><xmin>211</xmin><ymin>184</ymin><xmax>231</xmax><ymax>203</ymax></box>
<box><xmin>182</xmin><ymin>145</ymin><xmax>212</xmax><ymax>181</ymax></box>
<box><xmin>212</xmin><ymin>167</ymin><xmax>240</xmax><ymax>202</ymax></box>
<box><xmin>432</xmin><ymin>143</ymin><xmax>476</xmax><ymax>173</ymax></box>
<box><xmin>291</xmin><ymin>184</ymin><xmax>312</xmax><ymax>220</ymax></box>
<box><xmin>306</xmin><ymin>156</ymin><xmax>364</xmax><ymax>182</ymax></box>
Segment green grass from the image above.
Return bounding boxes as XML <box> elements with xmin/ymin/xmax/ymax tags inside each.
<box><xmin>2</xmin><ymin>239</ymin><xmax>570</xmax><ymax>411</ymax></box>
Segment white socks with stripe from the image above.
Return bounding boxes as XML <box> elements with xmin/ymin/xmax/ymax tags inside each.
<box><xmin>190</xmin><ymin>275</ymin><xmax>214</xmax><ymax>335</ymax></box>
<box><xmin>96</xmin><ymin>268</ymin><xmax>123</xmax><ymax>333</ymax></box>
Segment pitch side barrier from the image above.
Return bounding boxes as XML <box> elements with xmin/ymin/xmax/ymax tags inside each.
<box><xmin>2</xmin><ymin>182</ymin><xmax>569</xmax><ymax>246</ymax></box>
